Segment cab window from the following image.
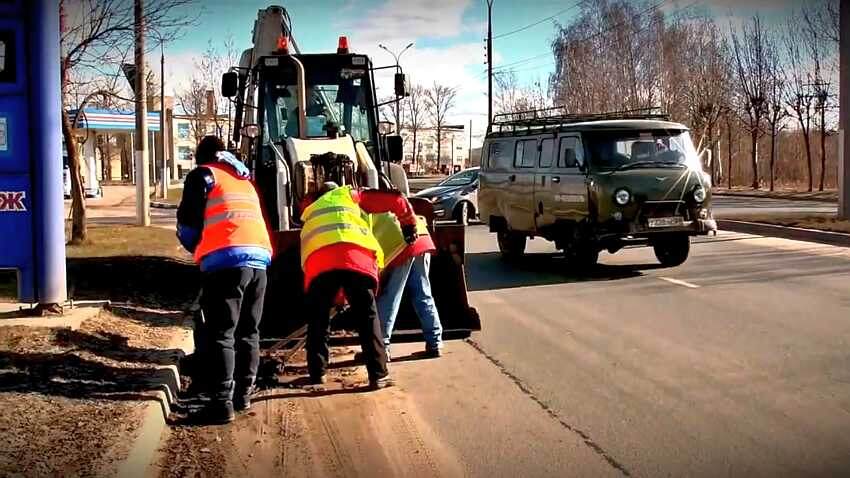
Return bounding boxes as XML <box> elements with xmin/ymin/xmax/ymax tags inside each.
<box><xmin>558</xmin><ymin>137</ymin><xmax>583</xmax><ymax>169</ymax></box>
<box><xmin>539</xmin><ymin>138</ymin><xmax>554</xmax><ymax>168</ymax></box>
<box><xmin>514</xmin><ymin>139</ymin><xmax>537</xmax><ymax>168</ymax></box>
<box><xmin>487</xmin><ymin>140</ymin><xmax>512</xmax><ymax>170</ymax></box>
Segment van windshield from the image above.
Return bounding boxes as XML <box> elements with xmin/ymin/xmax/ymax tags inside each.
<box><xmin>585</xmin><ymin>130</ymin><xmax>699</xmax><ymax>171</ymax></box>
<box><xmin>439</xmin><ymin>169</ymin><xmax>478</xmax><ymax>187</ymax></box>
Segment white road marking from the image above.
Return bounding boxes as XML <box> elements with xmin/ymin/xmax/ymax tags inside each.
<box><xmin>658</xmin><ymin>277</ymin><xmax>700</xmax><ymax>289</ymax></box>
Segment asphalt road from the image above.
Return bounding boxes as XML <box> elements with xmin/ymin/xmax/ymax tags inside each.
<box><xmin>438</xmin><ymin>225</ymin><xmax>850</xmax><ymax>477</ymax></box>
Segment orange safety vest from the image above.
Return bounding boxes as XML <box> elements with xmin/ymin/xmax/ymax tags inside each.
<box><xmin>193</xmin><ymin>163</ymin><xmax>272</xmax><ymax>263</ymax></box>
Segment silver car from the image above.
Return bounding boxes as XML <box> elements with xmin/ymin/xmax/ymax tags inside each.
<box><xmin>414</xmin><ymin>167</ymin><xmax>479</xmax><ymax>224</ymax></box>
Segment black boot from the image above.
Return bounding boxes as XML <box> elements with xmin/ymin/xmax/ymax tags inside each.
<box><xmin>233</xmin><ymin>385</ymin><xmax>255</xmax><ymax>412</ymax></box>
<box><xmin>184</xmin><ymin>400</ymin><xmax>235</xmax><ymax>425</ymax></box>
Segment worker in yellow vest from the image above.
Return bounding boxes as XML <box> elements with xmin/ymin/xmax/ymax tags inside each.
<box><xmin>301</xmin><ymin>179</ymin><xmax>417</xmax><ymax>389</ymax></box>
<box><xmin>372</xmin><ymin>213</ymin><xmax>443</xmax><ymax>358</ymax></box>
<box><xmin>177</xmin><ymin>136</ymin><xmax>272</xmax><ymax>424</ymax></box>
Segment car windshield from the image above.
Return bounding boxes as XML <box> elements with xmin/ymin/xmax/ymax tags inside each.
<box><xmin>261</xmin><ymin>58</ymin><xmax>374</xmax><ymax>144</ymax></box>
<box><xmin>584</xmin><ymin>130</ymin><xmax>699</xmax><ymax>171</ymax></box>
<box><xmin>439</xmin><ymin>169</ymin><xmax>478</xmax><ymax>187</ymax></box>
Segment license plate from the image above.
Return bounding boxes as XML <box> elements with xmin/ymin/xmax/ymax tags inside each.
<box><xmin>648</xmin><ymin>217</ymin><xmax>684</xmax><ymax>228</ymax></box>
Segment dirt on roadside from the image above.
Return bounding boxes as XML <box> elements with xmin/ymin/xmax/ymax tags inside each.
<box><xmin>154</xmin><ymin>346</ymin><xmax>465</xmax><ymax>478</ymax></box>
<box><xmin>0</xmin><ymin>307</ymin><xmax>191</xmax><ymax>476</ymax></box>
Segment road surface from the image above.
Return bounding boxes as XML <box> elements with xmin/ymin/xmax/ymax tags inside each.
<box><xmin>158</xmin><ymin>225</ymin><xmax>850</xmax><ymax>477</ymax></box>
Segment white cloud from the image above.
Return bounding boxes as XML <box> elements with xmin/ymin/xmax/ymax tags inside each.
<box><xmin>341</xmin><ymin>0</ymin><xmax>473</xmax><ymax>45</ymax></box>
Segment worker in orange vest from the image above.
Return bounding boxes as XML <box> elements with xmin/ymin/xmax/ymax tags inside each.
<box><xmin>176</xmin><ymin>136</ymin><xmax>273</xmax><ymax>425</ymax></box>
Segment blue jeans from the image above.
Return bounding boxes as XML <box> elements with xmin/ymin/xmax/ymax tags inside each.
<box><xmin>377</xmin><ymin>254</ymin><xmax>443</xmax><ymax>350</ymax></box>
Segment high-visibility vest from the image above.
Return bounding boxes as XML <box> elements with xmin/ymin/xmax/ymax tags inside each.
<box><xmin>300</xmin><ymin>186</ymin><xmax>383</xmax><ymax>268</ymax></box>
<box><xmin>194</xmin><ymin>164</ymin><xmax>272</xmax><ymax>263</ymax></box>
<box><xmin>372</xmin><ymin>213</ymin><xmax>430</xmax><ymax>268</ymax></box>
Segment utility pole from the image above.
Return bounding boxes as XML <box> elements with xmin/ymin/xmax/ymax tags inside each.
<box><xmin>134</xmin><ymin>0</ymin><xmax>150</xmax><ymax>225</ymax></box>
<box><xmin>840</xmin><ymin>0</ymin><xmax>850</xmax><ymax>218</ymax></box>
<box><xmin>378</xmin><ymin>42</ymin><xmax>414</xmax><ymax>133</ymax></box>
<box><xmin>486</xmin><ymin>0</ymin><xmax>494</xmax><ymax>128</ymax></box>
<box><xmin>468</xmin><ymin>119</ymin><xmax>472</xmax><ymax>166</ymax></box>
<box><xmin>159</xmin><ymin>37</ymin><xmax>167</xmax><ymax>199</ymax></box>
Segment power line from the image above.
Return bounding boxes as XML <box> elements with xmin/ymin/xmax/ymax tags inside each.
<box><xmin>487</xmin><ymin>0</ymin><xmax>671</xmax><ymax>75</ymax></box>
<box><xmin>492</xmin><ymin>1</ymin><xmax>582</xmax><ymax>40</ymax></box>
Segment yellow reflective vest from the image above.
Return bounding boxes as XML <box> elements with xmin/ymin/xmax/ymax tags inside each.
<box><xmin>300</xmin><ymin>186</ymin><xmax>383</xmax><ymax>268</ymax></box>
<box><xmin>372</xmin><ymin>213</ymin><xmax>430</xmax><ymax>268</ymax></box>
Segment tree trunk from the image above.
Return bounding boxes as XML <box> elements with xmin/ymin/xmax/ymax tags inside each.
<box><xmin>727</xmin><ymin>122</ymin><xmax>733</xmax><ymax>189</ymax></box>
<box><xmin>750</xmin><ymin>128</ymin><xmax>759</xmax><ymax>190</ymax></box>
<box><xmin>819</xmin><ymin>107</ymin><xmax>826</xmax><ymax>191</ymax></box>
<box><xmin>436</xmin><ymin>128</ymin><xmax>442</xmax><ymax>172</ymax></box>
<box><xmin>707</xmin><ymin>125</ymin><xmax>715</xmax><ymax>183</ymax></box>
<box><xmin>769</xmin><ymin>129</ymin><xmax>776</xmax><ymax>192</ymax></box>
<box><xmin>63</xmin><ymin>110</ymin><xmax>87</xmax><ymax>243</ymax></box>
<box><xmin>412</xmin><ymin>130</ymin><xmax>418</xmax><ymax>173</ymax></box>
<box><xmin>802</xmin><ymin>128</ymin><xmax>813</xmax><ymax>192</ymax></box>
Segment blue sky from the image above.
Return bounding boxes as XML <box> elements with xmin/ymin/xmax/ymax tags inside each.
<box><xmin>161</xmin><ymin>0</ymin><xmax>814</xmax><ymax>145</ymax></box>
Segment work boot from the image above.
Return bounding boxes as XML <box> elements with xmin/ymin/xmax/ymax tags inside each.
<box><xmin>368</xmin><ymin>374</ymin><xmax>394</xmax><ymax>390</ymax></box>
<box><xmin>309</xmin><ymin>374</ymin><xmax>327</xmax><ymax>385</ymax></box>
<box><xmin>184</xmin><ymin>400</ymin><xmax>235</xmax><ymax>425</ymax></box>
<box><xmin>233</xmin><ymin>385</ymin><xmax>255</xmax><ymax>412</ymax></box>
<box><xmin>423</xmin><ymin>346</ymin><xmax>442</xmax><ymax>358</ymax></box>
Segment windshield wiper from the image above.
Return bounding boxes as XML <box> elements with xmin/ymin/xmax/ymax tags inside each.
<box><xmin>612</xmin><ymin>160</ymin><xmax>685</xmax><ymax>172</ymax></box>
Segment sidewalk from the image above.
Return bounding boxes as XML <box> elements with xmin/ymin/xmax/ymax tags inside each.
<box><xmin>713</xmin><ymin>187</ymin><xmax>837</xmax><ymax>202</ymax></box>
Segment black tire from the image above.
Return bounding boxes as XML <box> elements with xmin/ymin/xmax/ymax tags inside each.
<box><xmin>497</xmin><ymin>231</ymin><xmax>526</xmax><ymax>260</ymax></box>
<box><xmin>653</xmin><ymin>235</ymin><xmax>690</xmax><ymax>267</ymax></box>
<box><xmin>565</xmin><ymin>244</ymin><xmax>599</xmax><ymax>269</ymax></box>
<box><xmin>455</xmin><ymin>201</ymin><xmax>470</xmax><ymax>225</ymax></box>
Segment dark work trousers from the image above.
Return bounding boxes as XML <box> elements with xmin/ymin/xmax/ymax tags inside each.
<box><xmin>306</xmin><ymin>270</ymin><xmax>388</xmax><ymax>381</ymax></box>
<box><xmin>200</xmin><ymin>266</ymin><xmax>267</xmax><ymax>403</ymax></box>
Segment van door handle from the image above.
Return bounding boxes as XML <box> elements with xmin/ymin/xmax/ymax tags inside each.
<box><xmin>552</xmin><ymin>176</ymin><xmax>561</xmax><ymax>183</ymax></box>
<box><xmin>509</xmin><ymin>174</ymin><xmax>516</xmax><ymax>182</ymax></box>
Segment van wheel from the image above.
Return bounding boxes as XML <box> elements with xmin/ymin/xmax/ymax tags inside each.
<box><xmin>565</xmin><ymin>245</ymin><xmax>599</xmax><ymax>269</ymax></box>
<box><xmin>653</xmin><ymin>235</ymin><xmax>690</xmax><ymax>267</ymax></box>
<box><xmin>455</xmin><ymin>201</ymin><xmax>471</xmax><ymax>225</ymax></box>
<box><xmin>497</xmin><ymin>231</ymin><xmax>526</xmax><ymax>260</ymax></box>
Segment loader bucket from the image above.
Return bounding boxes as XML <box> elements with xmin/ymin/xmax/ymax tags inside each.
<box><xmin>258</xmin><ymin>199</ymin><xmax>480</xmax><ymax>342</ymax></box>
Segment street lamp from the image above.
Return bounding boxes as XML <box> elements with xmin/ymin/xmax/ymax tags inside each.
<box><xmin>378</xmin><ymin>42</ymin><xmax>414</xmax><ymax>133</ymax></box>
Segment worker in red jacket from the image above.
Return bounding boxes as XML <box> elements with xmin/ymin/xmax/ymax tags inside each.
<box><xmin>301</xmin><ymin>171</ymin><xmax>417</xmax><ymax>390</ymax></box>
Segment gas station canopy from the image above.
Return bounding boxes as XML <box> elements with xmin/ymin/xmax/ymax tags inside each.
<box><xmin>67</xmin><ymin>108</ymin><xmax>161</xmax><ymax>132</ymax></box>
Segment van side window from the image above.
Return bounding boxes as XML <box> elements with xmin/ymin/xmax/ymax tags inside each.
<box><xmin>514</xmin><ymin>139</ymin><xmax>537</xmax><ymax>168</ymax></box>
<box><xmin>558</xmin><ymin>137</ymin><xmax>583</xmax><ymax>169</ymax></box>
<box><xmin>487</xmin><ymin>140</ymin><xmax>512</xmax><ymax>170</ymax></box>
<box><xmin>540</xmin><ymin>138</ymin><xmax>554</xmax><ymax>168</ymax></box>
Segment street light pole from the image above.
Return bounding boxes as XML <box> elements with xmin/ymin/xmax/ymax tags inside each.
<box><xmin>487</xmin><ymin>0</ymin><xmax>494</xmax><ymax>128</ymax></box>
<box><xmin>159</xmin><ymin>38</ymin><xmax>167</xmax><ymax>199</ymax></box>
<box><xmin>839</xmin><ymin>0</ymin><xmax>850</xmax><ymax>218</ymax></box>
<box><xmin>134</xmin><ymin>0</ymin><xmax>150</xmax><ymax>226</ymax></box>
<box><xmin>378</xmin><ymin>42</ymin><xmax>414</xmax><ymax>133</ymax></box>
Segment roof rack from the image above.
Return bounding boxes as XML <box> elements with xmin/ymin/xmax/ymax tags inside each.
<box><xmin>487</xmin><ymin>106</ymin><xmax>671</xmax><ymax>135</ymax></box>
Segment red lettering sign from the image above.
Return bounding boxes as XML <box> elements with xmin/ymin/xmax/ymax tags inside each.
<box><xmin>0</xmin><ymin>191</ymin><xmax>26</xmax><ymax>211</ymax></box>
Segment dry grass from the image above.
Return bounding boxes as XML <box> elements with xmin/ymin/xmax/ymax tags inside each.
<box><xmin>725</xmin><ymin>214</ymin><xmax>850</xmax><ymax>234</ymax></box>
<box><xmin>154</xmin><ymin>187</ymin><xmax>183</xmax><ymax>206</ymax></box>
<box><xmin>66</xmin><ymin>225</ymin><xmax>189</xmax><ymax>260</ymax></box>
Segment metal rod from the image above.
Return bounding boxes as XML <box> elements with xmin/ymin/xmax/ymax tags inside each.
<box><xmin>487</xmin><ymin>0</ymin><xmax>494</xmax><ymax>128</ymax></box>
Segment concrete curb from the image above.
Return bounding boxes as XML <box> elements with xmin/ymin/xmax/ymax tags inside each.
<box><xmin>718</xmin><ymin>219</ymin><xmax>850</xmax><ymax>248</ymax></box>
<box><xmin>150</xmin><ymin>201</ymin><xmax>178</xmax><ymax>210</ymax></box>
<box><xmin>713</xmin><ymin>192</ymin><xmax>837</xmax><ymax>203</ymax></box>
<box><xmin>116</xmin><ymin>329</ymin><xmax>194</xmax><ymax>478</ymax></box>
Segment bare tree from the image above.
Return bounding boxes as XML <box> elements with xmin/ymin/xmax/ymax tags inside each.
<box><xmin>783</xmin><ymin>14</ymin><xmax>816</xmax><ymax>192</ymax></box>
<box><xmin>763</xmin><ymin>32</ymin><xmax>788</xmax><ymax>192</ymax></box>
<box><xmin>405</xmin><ymin>85</ymin><xmax>427</xmax><ymax>171</ymax></box>
<box><xmin>176</xmin><ymin>78</ymin><xmax>209</xmax><ymax>144</ymax></box>
<box><xmin>495</xmin><ymin>70</ymin><xmax>550</xmax><ymax>115</ymax></box>
<box><xmin>424</xmin><ymin>82</ymin><xmax>457</xmax><ymax>168</ymax></box>
<box><xmin>801</xmin><ymin>8</ymin><xmax>835</xmax><ymax>191</ymax></box>
<box><xmin>60</xmin><ymin>0</ymin><xmax>196</xmax><ymax>243</ymax></box>
<box><xmin>730</xmin><ymin>15</ymin><xmax>770</xmax><ymax>189</ymax></box>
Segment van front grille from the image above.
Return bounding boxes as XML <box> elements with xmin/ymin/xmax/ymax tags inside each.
<box><xmin>638</xmin><ymin>201</ymin><xmax>690</xmax><ymax>220</ymax></box>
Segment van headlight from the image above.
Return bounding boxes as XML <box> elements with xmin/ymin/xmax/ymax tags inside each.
<box><xmin>614</xmin><ymin>188</ymin><xmax>631</xmax><ymax>206</ymax></box>
<box><xmin>692</xmin><ymin>186</ymin><xmax>706</xmax><ymax>203</ymax></box>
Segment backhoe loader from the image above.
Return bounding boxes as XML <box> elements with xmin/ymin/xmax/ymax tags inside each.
<box><xmin>221</xmin><ymin>5</ymin><xmax>479</xmax><ymax>342</ymax></box>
